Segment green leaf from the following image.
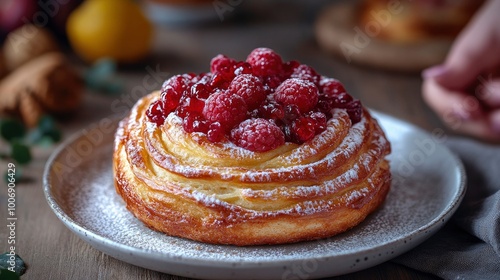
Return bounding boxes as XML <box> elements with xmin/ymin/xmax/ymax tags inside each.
<box><xmin>0</xmin><ymin>269</ymin><xmax>20</xmax><ymax>280</ymax></box>
<box><xmin>85</xmin><ymin>58</ymin><xmax>123</xmax><ymax>95</ymax></box>
<box><xmin>0</xmin><ymin>253</ymin><xmax>26</xmax><ymax>276</ymax></box>
<box><xmin>35</xmin><ymin>115</ymin><xmax>62</xmax><ymax>143</ymax></box>
<box><xmin>0</xmin><ymin>119</ymin><xmax>26</xmax><ymax>142</ymax></box>
<box><xmin>10</xmin><ymin>142</ymin><xmax>32</xmax><ymax>165</ymax></box>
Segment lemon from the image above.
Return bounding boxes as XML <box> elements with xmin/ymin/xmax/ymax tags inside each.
<box><xmin>66</xmin><ymin>0</ymin><xmax>153</xmax><ymax>63</ymax></box>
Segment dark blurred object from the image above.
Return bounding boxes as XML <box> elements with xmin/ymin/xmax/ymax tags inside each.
<box><xmin>46</xmin><ymin>0</ymin><xmax>84</xmax><ymax>39</ymax></box>
<box><xmin>358</xmin><ymin>0</ymin><xmax>484</xmax><ymax>44</ymax></box>
<box><xmin>0</xmin><ymin>0</ymin><xmax>37</xmax><ymax>41</ymax></box>
<box><xmin>0</xmin><ymin>0</ymin><xmax>83</xmax><ymax>43</ymax></box>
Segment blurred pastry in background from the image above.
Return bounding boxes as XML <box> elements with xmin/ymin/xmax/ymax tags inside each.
<box><xmin>315</xmin><ymin>0</ymin><xmax>484</xmax><ymax>71</ymax></box>
<box><xmin>358</xmin><ymin>0</ymin><xmax>484</xmax><ymax>44</ymax></box>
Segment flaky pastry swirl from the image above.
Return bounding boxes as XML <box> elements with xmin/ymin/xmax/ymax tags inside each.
<box><xmin>114</xmin><ymin>91</ymin><xmax>391</xmax><ymax>246</ymax></box>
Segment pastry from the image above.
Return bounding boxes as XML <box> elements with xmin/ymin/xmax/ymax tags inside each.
<box><xmin>358</xmin><ymin>0</ymin><xmax>483</xmax><ymax>44</ymax></box>
<box><xmin>114</xmin><ymin>48</ymin><xmax>391</xmax><ymax>246</ymax></box>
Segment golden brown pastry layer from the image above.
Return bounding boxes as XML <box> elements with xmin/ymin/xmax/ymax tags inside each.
<box><xmin>114</xmin><ymin>91</ymin><xmax>391</xmax><ymax>246</ymax></box>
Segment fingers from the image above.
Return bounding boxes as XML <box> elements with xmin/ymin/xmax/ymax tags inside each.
<box><xmin>422</xmin><ymin>79</ymin><xmax>482</xmax><ymax>121</ymax></box>
<box><xmin>423</xmin><ymin>0</ymin><xmax>500</xmax><ymax>90</ymax></box>
<box><xmin>423</xmin><ymin>79</ymin><xmax>500</xmax><ymax>141</ymax></box>
<box><xmin>421</xmin><ymin>0</ymin><xmax>500</xmax><ymax>141</ymax></box>
<box><xmin>476</xmin><ymin>76</ymin><xmax>500</xmax><ymax>107</ymax></box>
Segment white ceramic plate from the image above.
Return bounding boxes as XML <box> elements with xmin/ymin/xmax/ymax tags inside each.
<box><xmin>43</xmin><ymin>112</ymin><xmax>466</xmax><ymax>280</ymax></box>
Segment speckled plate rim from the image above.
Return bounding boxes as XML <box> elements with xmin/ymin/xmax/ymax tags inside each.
<box><xmin>43</xmin><ymin>111</ymin><xmax>466</xmax><ymax>279</ymax></box>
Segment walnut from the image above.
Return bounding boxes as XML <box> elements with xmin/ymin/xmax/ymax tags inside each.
<box><xmin>0</xmin><ymin>52</ymin><xmax>83</xmax><ymax>127</ymax></box>
<box><xmin>2</xmin><ymin>24</ymin><xmax>60</xmax><ymax>72</ymax></box>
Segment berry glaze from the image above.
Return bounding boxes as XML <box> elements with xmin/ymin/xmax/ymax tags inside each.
<box><xmin>146</xmin><ymin>48</ymin><xmax>363</xmax><ymax>152</ymax></box>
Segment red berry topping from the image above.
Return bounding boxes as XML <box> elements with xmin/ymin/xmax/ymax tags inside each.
<box><xmin>317</xmin><ymin>78</ymin><xmax>355</xmax><ymax>115</ymax></box>
<box><xmin>207</xmin><ymin>122</ymin><xmax>224</xmax><ymax>142</ymax></box>
<box><xmin>292</xmin><ymin>116</ymin><xmax>316</xmax><ymax>143</ymax></box>
<box><xmin>308</xmin><ymin>112</ymin><xmax>327</xmax><ymax>134</ymax></box>
<box><xmin>246</xmin><ymin>48</ymin><xmax>284</xmax><ymax>77</ymax></box>
<box><xmin>283</xmin><ymin>60</ymin><xmax>300</xmax><ymax>77</ymax></box>
<box><xmin>320</xmin><ymin>78</ymin><xmax>346</xmax><ymax>98</ymax></box>
<box><xmin>258</xmin><ymin>99</ymin><xmax>285</xmax><ymax>120</ymax></box>
<box><xmin>291</xmin><ymin>64</ymin><xmax>320</xmax><ymax>86</ymax></box>
<box><xmin>283</xmin><ymin>104</ymin><xmax>302</xmax><ymax>123</ymax></box>
<box><xmin>162</xmin><ymin>74</ymin><xmax>191</xmax><ymax>96</ymax></box>
<box><xmin>274</xmin><ymin>78</ymin><xmax>319</xmax><ymax>114</ymax></box>
<box><xmin>231</xmin><ymin>118</ymin><xmax>285</xmax><ymax>152</ymax></box>
<box><xmin>234</xmin><ymin>61</ymin><xmax>253</xmax><ymax>76</ymax></box>
<box><xmin>210</xmin><ymin>54</ymin><xmax>236</xmax><ymax>86</ymax></box>
<box><xmin>263</xmin><ymin>75</ymin><xmax>283</xmax><ymax>94</ymax></box>
<box><xmin>161</xmin><ymin>86</ymin><xmax>182</xmax><ymax>114</ymax></box>
<box><xmin>176</xmin><ymin>96</ymin><xmax>205</xmax><ymax>118</ymax></box>
<box><xmin>211</xmin><ymin>54</ymin><xmax>236</xmax><ymax>75</ymax></box>
<box><xmin>345</xmin><ymin>100</ymin><xmax>363</xmax><ymax>124</ymax></box>
<box><xmin>228</xmin><ymin>74</ymin><xmax>266</xmax><ymax>109</ymax></box>
<box><xmin>203</xmin><ymin>91</ymin><xmax>248</xmax><ymax>131</ymax></box>
<box><xmin>146</xmin><ymin>99</ymin><xmax>167</xmax><ymax>126</ymax></box>
<box><xmin>182</xmin><ymin>113</ymin><xmax>209</xmax><ymax>133</ymax></box>
<box><xmin>210</xmin><ymin>72</ymin><xmax>231</xmax><ymax>90</ymax></box>
<box><xmin>190</xmin><ymin>82</ymin><xmax>211</xmax><ymax>99</ymax></box>
<box><xmin>148</xmin><ymin>48</ymin><xmax>364</xmax><ymax>151</ymax></box>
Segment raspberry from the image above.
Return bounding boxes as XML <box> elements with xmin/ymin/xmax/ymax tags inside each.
<box><xmin>234</xmin><ymin>61</ymin><xmax>253</xmax><ymax>76</ymax></box>
<box><xmin>211</xmin><ymin>54</ymin><xmax>236</xmax><ymax>75</ymax></box>
<box><xmin>210</xmin><ymin>72</ymin><xmax>231</xmax><ymax>90</ymax></box>
<box><xmin>274</xmin><ymin>78</ymin><xmax>319</xmax><ymax>114</ymax></box>
<box><xmin>228</xmin><ymin>74</ymin><xmax>266</xmax><ymax>109</ymax></box>
<box><xmin>291</xmin><ymin>116</ymin><xmax>316</xmax><ymax>143</ymax></box>
<box><xmin>258</xmin><ymin>99</ymin><xmax>285</xmax><ymax>120</ymax></box>
<box><xmin>317</xmin><ymin>78</ymin><xmax>352</xmax><ymax>114</ymax></box>
<box><xmin>189</xmin><ymin>82</ymin><xmax>211</xmax><ymax>99</ymax></box>
<box><xmin>176</xmin><ymin>96</ymin><xmax>205</xmax><ymax>118</ymax></box>
<box><xmin>207</xmin><ymin>122</ymin><xmax>224</xmax><ymax>142</ymax></box>
<box><xmin>263</xmin><ymin>75</ymin><xmax>283</xmax><ymax>94</ymax></box>
<box><xmin>203</xmin><ymin>91</ymin><xmax>248</xmax><ymax>131</ymax></box>
<box><xmin>162</xmin><ymin>74</ymin><xmax>191</xmax><ymax>96</ymax></box>
<box><xmin>210</xmin><ymin>54</ymin><xmax>236</xmax><ymax>84</ymax></box>
<box><xmin>345</xmin><ymin>100</ymin><xmax>363</xmax><ymax>124</ymax></box>
<box><xmin>246</xmin><ymin>48</ymin><xmax>284</xmax><ymax>77</ymax></box>
<box><xmin>283</xmin><ymin>60</ymin><xmax>300</xmax><ymax>77</ymax></box>
<box><xmin>146</xmin><ymin>99</ymin><xmax>166</xmax><ymax>126</ymax></box>
<box><xmin>182</xmin><ymin>113</ymin><xmax>209</xmax><ymax>133</ymax></box>
<box><xmin>308</xmin><ymin>112</ymin><xmax>327</xmax><ymax>134</ymax></box>
<box><xmin>161</xmin><ymin>86</ymin><xmax>182</xmax><ymax>114</ymax></box>
<box><xmin>231</xmin><ymin>118</ymin><xmax>285</xmax><ymax>152</ymax></box>
<box><xmin>290</xmin><ymin>64</ymin><xmax>320</xmax><ymax>86</ymax></box>
<box><xmin>283</xmin><ymin>104</ymin><xmax>302</xmax><ymax>123</ymax></box>
<box><xmin>320</xmin><ymin>78</ymin><xmax>346</xmax><ymax>98</ymax></box>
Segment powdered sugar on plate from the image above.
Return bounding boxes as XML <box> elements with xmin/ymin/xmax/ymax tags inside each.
<box><xmin>43</xmin><ymin>111</ymin><xmax>465</xmax><ymax>279</ymax></box>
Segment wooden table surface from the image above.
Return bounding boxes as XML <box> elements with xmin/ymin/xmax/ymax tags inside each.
<box><xmin>1</xmin><ymin>1</ymin><xmax>452</xmax><ymax>279</ymax></box>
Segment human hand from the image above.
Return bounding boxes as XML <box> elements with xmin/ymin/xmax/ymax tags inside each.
<box><xmin>422</xmin><ymin>0</ymin><xmax>500</xmax><ymax>141</ymax></box>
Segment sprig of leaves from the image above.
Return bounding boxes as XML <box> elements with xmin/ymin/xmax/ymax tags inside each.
<box><xmin>0</xmin><ymin>253</ymin><xmax>26</xmax><ymax>279</ymax></box>
<box><xmin>1</xmin><ymin>115</ymin><xmax>62</xmax><ymax>182</ymax></box>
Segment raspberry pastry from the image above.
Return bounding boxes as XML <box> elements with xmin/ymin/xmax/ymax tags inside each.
<box><xmin>114</xmin><ymin>48</ymin><xmax>391</xmax><ymax>246</ymax></box>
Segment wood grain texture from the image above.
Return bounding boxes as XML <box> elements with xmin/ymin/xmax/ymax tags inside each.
<box><xmin>0</xmin><ymin>1</ymin><xmax>449</xmax><ymax>279</ymax></box>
